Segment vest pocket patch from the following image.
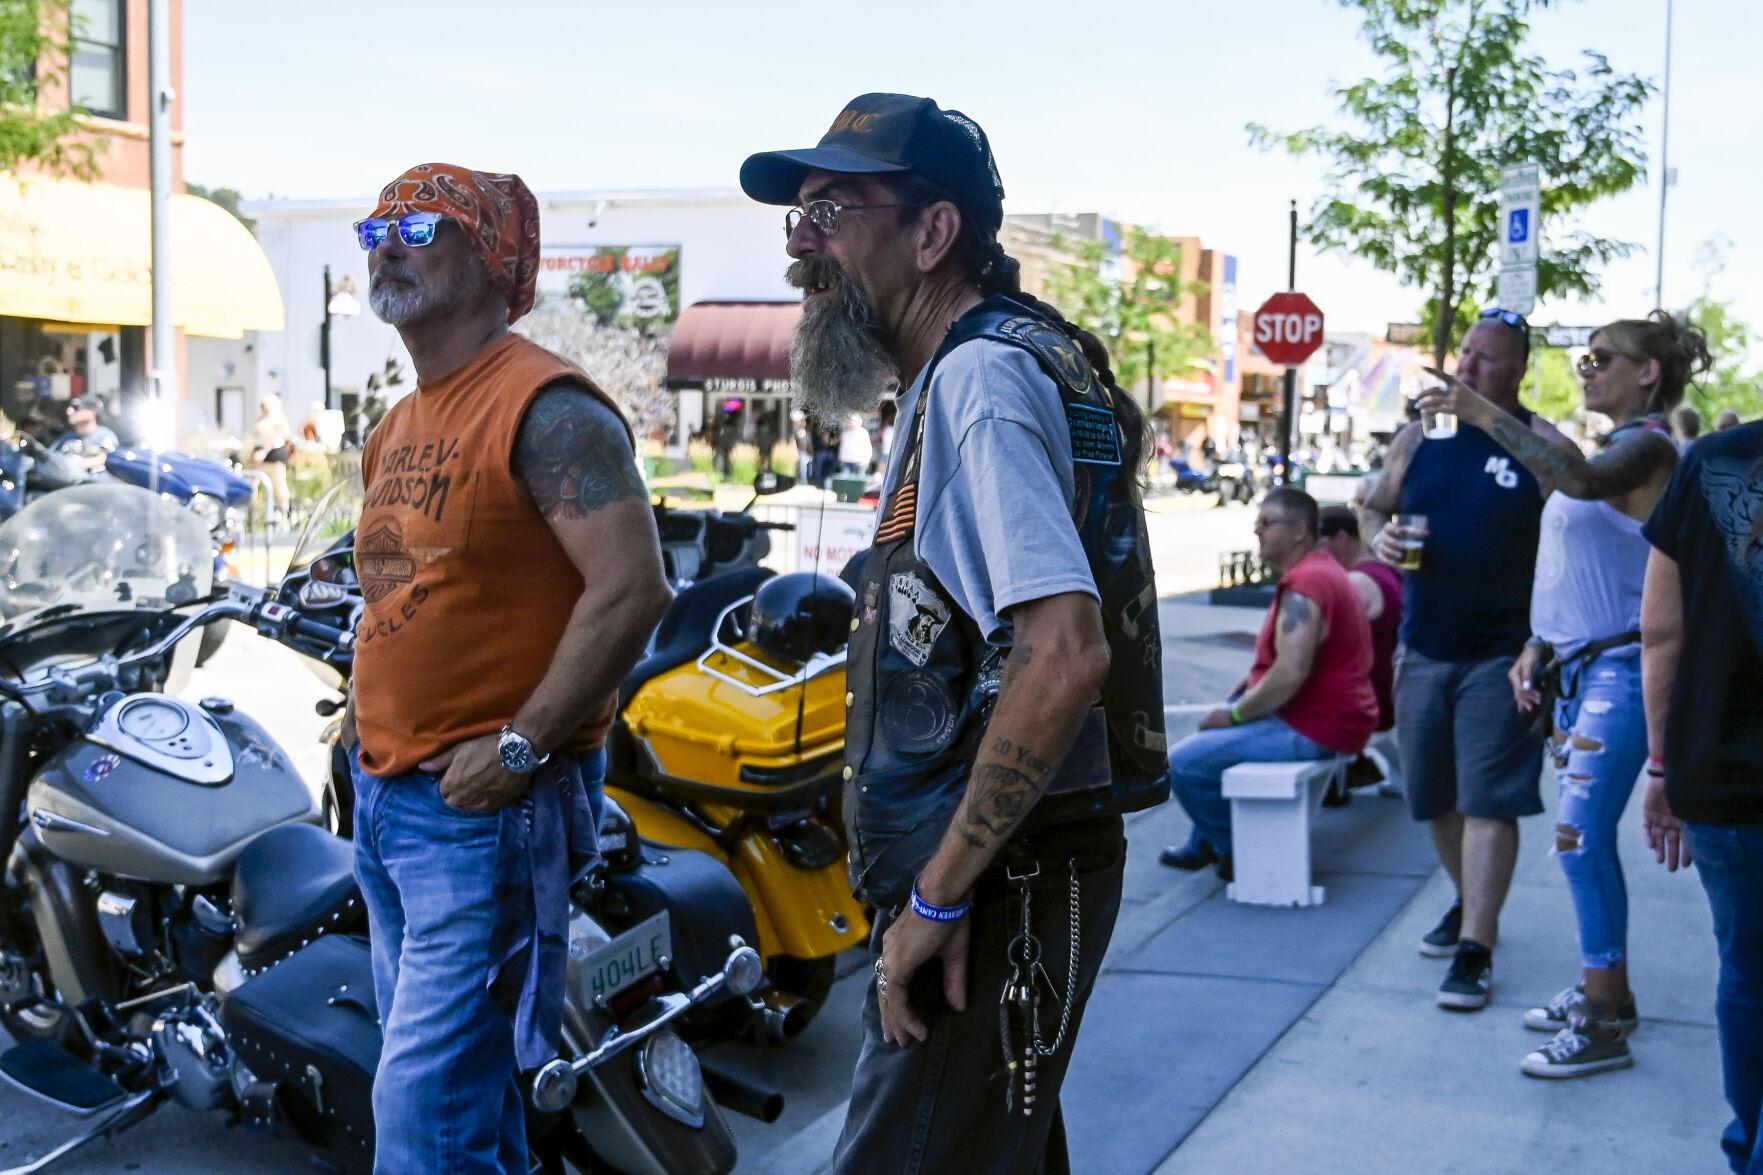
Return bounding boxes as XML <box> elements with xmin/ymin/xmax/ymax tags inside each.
<box><xmin>888</xmin><ymin>572</ymin><xmax>950</xmax><ymax>667</ymax></box>
<box><xmin>879</xmin><ymin>669</ymin><xmax>960</xmax><ymax>755</ymax></box>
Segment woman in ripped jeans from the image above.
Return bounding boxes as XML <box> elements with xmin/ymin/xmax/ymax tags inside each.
<box><xmin>1420</xmin><ymin>310</ymin><xmax>1713</xmax><ymax>1078</ymax></box>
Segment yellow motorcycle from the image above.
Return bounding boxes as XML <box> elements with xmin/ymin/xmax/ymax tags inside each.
<box><xmin>606</xmin><ymin>561</ymin><xmax>868</xmax><ymax>1039</ymax></box>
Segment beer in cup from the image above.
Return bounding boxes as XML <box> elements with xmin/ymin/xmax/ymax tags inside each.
<box><xmin>1393</xmin><ymin>513</ymin><xmax>1428</xmax><ymax>570</ymax></box>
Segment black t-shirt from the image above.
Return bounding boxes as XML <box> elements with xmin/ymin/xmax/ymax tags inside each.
<box><xmin>1642</xmin><ymin>422</ymin><xmax>1763</xmax><ymax>824</ymax></box>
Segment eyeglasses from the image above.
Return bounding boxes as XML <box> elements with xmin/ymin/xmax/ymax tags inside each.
<box><xmin>352</xmin><ymin>212</ymin><xmax>443</xmax><ymax>251</ymax></box>
<box><xmin>1478</xmin><ymin>308</ymin><xmax>1531</xmax><ymax>331</ymax></box>
<box><xmin>784</xmin><ymin>199</ymin><xmax>920</xmax><ymax>238</ymax></box>
<box><xmin>1576</xmin><ymin>348</ymin><xmax>1627</xmax><ymax>375</ymax></box>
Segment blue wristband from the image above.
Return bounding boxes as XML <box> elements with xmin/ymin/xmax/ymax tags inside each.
<box><xmin>909</xmin><ymin>880</ymin><xmax>971</xmax><ymax>922</ymax></box>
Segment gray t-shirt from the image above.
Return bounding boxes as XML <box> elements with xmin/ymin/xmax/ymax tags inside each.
<box><xmin>879</xmin><ymin>338</ymin><xmax>1098</xmax><ymax>646</ymax></box>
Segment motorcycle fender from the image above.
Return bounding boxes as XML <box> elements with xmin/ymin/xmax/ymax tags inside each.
<box><xmin>605</xmin><ymin>788</ymin><xmax>722</xmax><ymax>858</ymax></box>
<box><xmin>573</xmin><ymin>1047</ymin><xmax>736</xmax><ymax>1175</ymax></box>
<box><xmin>8</xmin><ymin>825</ymin><xmax>123</xmax><ymax>1007</ymax></box>
<box><xmin>730</xmin><ymin>835</ymin><xmax>869</xmax><ymax>962</ymax></box>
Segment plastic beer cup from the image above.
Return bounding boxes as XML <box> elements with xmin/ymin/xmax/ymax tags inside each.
<box><xmin>1393</xmin><ymin>513</ymin><xmax>1428</xmax><ymax>570</ymax></box>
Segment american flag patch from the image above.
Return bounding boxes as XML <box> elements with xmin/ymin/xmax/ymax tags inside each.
<box><xmin>873</xmin><ymin>481</ymin><xmax>917</xmax><ymax>545</ymax></box>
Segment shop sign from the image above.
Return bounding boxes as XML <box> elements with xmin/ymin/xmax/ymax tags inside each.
<box><xmin>539</xmin><ymin>245</ymin><xmax>681</xmax><ymax>327</ymax></box>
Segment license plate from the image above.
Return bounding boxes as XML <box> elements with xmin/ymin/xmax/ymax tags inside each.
<box><xmin>579</xmin><ymin>911</ymin><xmax>671</xmax><ymax>1004</ymax></box>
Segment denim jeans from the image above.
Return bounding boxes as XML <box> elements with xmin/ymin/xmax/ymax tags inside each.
<box><xmin>1167</xmin><ymin>716</ymin><xmax>1331</xmax><ymax>857</ymax></box>
<box><xmin>351</xmin><ymin>748</ymin><xmax>607</xmax><ymax>1175</ymax></box>
<box><xmin>1684</xmin><ymin>821</ymin><xmax>1763</xmax><ymax>1175</ymax></box>
<box><xmin>1549</xmin><ymin>653</ymin><xmax>1646</xmax><ymax>970</ymax></box>
<box><xmin>832</xmin><ymin>819</ymin><xmax>1124</xmax><ymax>1175</ymax></box>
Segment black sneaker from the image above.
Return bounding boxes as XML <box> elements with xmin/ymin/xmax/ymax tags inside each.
<box><xmin>1419</xmin><ymin>901</ymin><xmax>1463</xmax><ymax>958</ymax></box>
<box><xmin>1437</xmin><ymin>942</ymin><xmax>1493</xmax><ymax>1010</ymax></box>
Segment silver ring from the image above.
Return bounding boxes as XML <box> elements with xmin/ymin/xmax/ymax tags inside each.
<box><xmin>874</xmin><ymin>957</ymin><xmax>889</xmax><ymax>1002</ymax></box>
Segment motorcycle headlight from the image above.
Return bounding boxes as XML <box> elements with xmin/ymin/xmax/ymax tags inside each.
<box><xmin>636</xmin><ymin>1029</ymin><xmax>704</xmax><ymax>1127</ymax></box>
<box><xmin>188</xmin><ymin>492</ymin><xmax>224</xmax><ymax>533</ymax></box>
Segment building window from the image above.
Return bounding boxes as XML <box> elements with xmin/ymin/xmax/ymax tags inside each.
<box><xmin>69</xmin><ymin>0</ymin><xmax>125</xmax><ymax>119</ymax></box>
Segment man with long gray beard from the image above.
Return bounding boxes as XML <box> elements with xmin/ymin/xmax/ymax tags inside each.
<box><xmin>343</xmin><ymin>162</ymin><xmax>670</xmax><ymax>1172</ymax></box>
<box><xmin>742</xmin><ymin>94</ymin><xmax>1168</xmax><ymax>1173</ymax></box>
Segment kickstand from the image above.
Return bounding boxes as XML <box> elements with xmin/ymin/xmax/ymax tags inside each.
<box><xmin>0</xmin><ymin>1087</ymin><xmax>162</xmax><ymax>1175</ymax></box>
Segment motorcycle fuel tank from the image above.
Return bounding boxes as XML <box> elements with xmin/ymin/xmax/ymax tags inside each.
<box><xmin>26</xmin><ymin>695</ymin><xmax>319</xmax><ymax>886</ymax></box>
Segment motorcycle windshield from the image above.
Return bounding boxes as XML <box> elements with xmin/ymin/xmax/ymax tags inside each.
<box><xmin>0</xmin><ymin>483</ymin><xmax>214</xmax><ymax>621</ymax></box>
<box><xmin>282</xmin><ymin>476</ymin><xmax>363</xmax><ymax>594</ymax></box>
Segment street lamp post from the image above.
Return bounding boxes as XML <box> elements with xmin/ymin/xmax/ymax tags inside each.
<box><xmin>321</xmin><ymin>266</ymin><xmax>360</xmax><ymax>411</ymax></box>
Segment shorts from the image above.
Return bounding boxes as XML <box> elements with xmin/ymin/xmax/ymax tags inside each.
<box><xmin>1394</xmin><ymin>647</ymin><xmax>1544</xmax><ymax>822</ymax></box>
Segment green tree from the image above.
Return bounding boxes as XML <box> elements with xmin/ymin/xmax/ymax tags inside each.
<box><xmin>1684</xmin><ymin>296</ymin><xmax>1760</xmax><ymax>422</ymax></box>
<box><xmin>187</xmin><ymin>182</ymin><xmax>256</xmax><ymax>232</ymax></box>
<box><xmin>1042</xmin><ymin>226</ymin><xmax>1214</xmax><ymax>398</ymax></box>
<box><xmin>1</xmin><ymin>0</ymin><xmax>101</xmax><ymax>177</ymax></box>
<box><xmin>1248</xmin><ymin>0</ymin><xmax>1653</xmax><ymax>365</ymax></box>
<box><xmin>1519</xmin><ymin>347</ymin><xmax>1579</xmax><ymax>423</ymax></box>
<box><xmin>569</xmin><ymin>247</ymin><xmax>627</xmax><ymax>327</ymax></box>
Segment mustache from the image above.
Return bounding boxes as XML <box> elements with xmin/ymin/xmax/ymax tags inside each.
<box><xmin>785</xmin><ymin>257</ymin><xmax>877</xmax><ymax>332</ymax></box>
<box><xmin>371</xmin><ymin>261</ymin><xmax>421</xmax><ymax>288</ymax></box>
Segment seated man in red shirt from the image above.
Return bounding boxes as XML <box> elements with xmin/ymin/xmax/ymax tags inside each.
<box><xmin>1161</xmin><ymin>488</ymin><xmax>1379</xmax><ymax>878</ymax></box>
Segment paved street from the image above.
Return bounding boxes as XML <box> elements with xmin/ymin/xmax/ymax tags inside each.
<box><xmin>0</xmin><ymin>502</ymin><xmax>1734</xmax><ymax>1174</ymax></box>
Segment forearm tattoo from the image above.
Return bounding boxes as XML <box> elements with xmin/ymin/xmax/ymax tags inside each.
<box><xmin>1478</xmin><ymin>412</ymin><xmax>1586</xmax><ymax>489</ymax></box>
<box><xmin>513</xmin><ymin>382</ymin><xmax>646</xmax><ymax>519</ymax></box>
<box><xmin>958</xmin><ymin>642</ymin><xmax>1058</xmax><ymax>848</ymax></box>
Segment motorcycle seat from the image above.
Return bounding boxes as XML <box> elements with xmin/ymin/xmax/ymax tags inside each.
<box><xmin>620</xmin><ymin>566</ymin><xmax>774</xmax><ymax>705</ymax></box>
<box><xmin>231</xmin><ymin>822</ymin><xmax>364</xmax><ymax>973</ymax></box>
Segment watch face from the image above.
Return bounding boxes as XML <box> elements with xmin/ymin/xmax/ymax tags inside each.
<box><xmin>499</xmin><ymin>732</ymin><xmax>530</xmax><ymax>773</ymax></box>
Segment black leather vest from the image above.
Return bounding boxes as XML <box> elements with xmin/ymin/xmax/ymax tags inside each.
<box><xmin>843</xmin><ymin>295</ymin><xmax>1169</xmax><ymax>906</ymax></box>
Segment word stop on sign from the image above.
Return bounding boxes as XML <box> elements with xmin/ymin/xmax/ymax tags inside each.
<box><xmin>1257</xmin><ymin>313</ymin><xmax>1324</xmax><ymax>343</ymax></box>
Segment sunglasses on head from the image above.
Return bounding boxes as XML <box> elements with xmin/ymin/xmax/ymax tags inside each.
<box><xmin>352</xmin><ymin>212</ymin><xmax>443</xmax><ymax>251</ymax></box>
<box><xmin>1479</xmin><ymin>308</ymin><xmax>1531</xmax><ymax>331</ymax></box>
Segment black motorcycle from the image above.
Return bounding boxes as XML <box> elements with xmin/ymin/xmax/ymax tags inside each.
<box><xmin>0</xmin><ymin>482</ymin><xmax>777</xmax><ymax>1174</ymax></box>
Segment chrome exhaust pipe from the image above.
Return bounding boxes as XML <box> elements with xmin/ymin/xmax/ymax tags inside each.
<box><xmin>760</xmin><ymin>991</ymin><xmax>810</xmax><ymax>1042</ymax></box>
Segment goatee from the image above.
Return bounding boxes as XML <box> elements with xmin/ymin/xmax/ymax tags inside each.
<box><xmin>786</xmin><ymin>257</ymin><xmax>897</xmax><ymax>428</ymax></box>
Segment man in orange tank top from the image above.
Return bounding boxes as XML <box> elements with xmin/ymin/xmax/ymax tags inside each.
<box><xmin>340</xmin><ymin>163</ymin><xmax>671</xmax><ymax>1174</ymax></box>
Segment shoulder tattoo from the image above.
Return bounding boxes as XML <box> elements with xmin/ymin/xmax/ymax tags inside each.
<box><xmin>513</xmin><ymin>382</ymin><xmax>645</xmax><ymax>519</ymax></box>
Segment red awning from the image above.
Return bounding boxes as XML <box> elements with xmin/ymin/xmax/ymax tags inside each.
<box><xmin>665</xmin><ymin>301</ymin><xmax>802</xmax><ymax>385</ymax></box>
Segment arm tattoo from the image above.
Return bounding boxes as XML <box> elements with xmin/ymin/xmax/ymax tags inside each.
<box><xmin>964</xmin><ymin>763</ymin><xmax>1041</xmax><ymax>839</ymax></box>
<box><xmin>513</xmin><ymin>382</ymin><xmax>646</xmax><ymax>519</ymax></box>
<box><xmin>1278</xmin><ymin>592</ymin><xmax>1314</xmax><ymax>635</ymax></box>
<box><xmin>1478</xmin><ymin>412</ymin><xmax>1586</xmax><ymax>490</ymax></box>
<box><xmin>989</xmin><ymin>734</ymin><xmax>1052</xmax><ymax>777</ymax></box>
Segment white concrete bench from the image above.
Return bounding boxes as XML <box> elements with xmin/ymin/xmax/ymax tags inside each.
<box><xmin>1221</xmin><ymin>756</ymin><xmax>1350</xmax><ymax>908</ymax></box>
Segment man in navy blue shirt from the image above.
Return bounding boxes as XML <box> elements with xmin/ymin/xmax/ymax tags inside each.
<box><xmin>1363</xmin><ymin>311</ymin><xmax>1577</xmax><ymax>1010</ymax></box>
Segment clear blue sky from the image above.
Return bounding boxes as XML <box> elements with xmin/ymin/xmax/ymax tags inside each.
<box><xmin>184</xmin><ymin>0</ymin><xmax>1758</xmax><ymax>344</ymax></box>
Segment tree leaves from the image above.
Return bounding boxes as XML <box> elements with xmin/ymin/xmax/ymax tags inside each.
<box><xmin>1</xmin><ymin>0</ymin><xmax>103</xmax><ymax>178</ymax></box>
<box><xmin>1249</xmin><ymin>0</ymin><xmax>1653</xmax><ymax>358</ymax></box>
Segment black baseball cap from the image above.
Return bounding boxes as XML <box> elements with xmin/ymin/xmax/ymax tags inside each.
<box><xmin>740</xmin><ymin>93</ymin><xmax>1006</xmax><ymax>237</ymax></box>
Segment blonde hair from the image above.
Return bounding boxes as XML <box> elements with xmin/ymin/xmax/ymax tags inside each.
<box><xmin>1593</xmin><ymin>310</ymin><xmax>1714</xmax><ymax>413</ymax></box>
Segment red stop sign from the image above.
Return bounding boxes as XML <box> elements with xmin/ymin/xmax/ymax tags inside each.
<box><xmin>1253</xmin><ymin>292</ymin><xmax>1326</xmax><ymax>366</ymax></box>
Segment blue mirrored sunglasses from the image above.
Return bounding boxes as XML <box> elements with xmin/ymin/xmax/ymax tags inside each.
<box><xmin>352</xmin><ymin>212</ymin><xmax>443</xmax><ymax>251</ymax></box>
<box><xmin>1478</xmin><ymin>307</ymin><xmax>1530</xmax><ymax>331</ymax></box>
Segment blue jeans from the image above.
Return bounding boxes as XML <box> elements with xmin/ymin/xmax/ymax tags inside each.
<box><xmin>1168</xmin><ymin>716</ymin><xmax>1331</xmax><ymax>857</ymax></box>
<box><xmin>1549</xmin><ymin>653</ymin><xmax>1646</xmax><ymax>970</ymax></box>
<box><xmin>1685</xmin><ymin>821</ymin><xmax>1763</xmax><ymax>1175</ymax></box>
<box><xmin>351</xmin><ymin>749</ymin><xmax>606</xmax><ymax>1175</ymax></box>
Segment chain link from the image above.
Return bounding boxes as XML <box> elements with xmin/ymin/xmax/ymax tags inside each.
<box><xmin>1030</xmin><ymin>860</ymin><xmax>1081</xmax><ymax>1058</ymax></box>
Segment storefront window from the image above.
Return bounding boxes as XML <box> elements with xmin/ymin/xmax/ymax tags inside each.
<box><xmin>70</xmin><ymin>0</ymin><xmax>125</xmax><ymax>119</ymax></box>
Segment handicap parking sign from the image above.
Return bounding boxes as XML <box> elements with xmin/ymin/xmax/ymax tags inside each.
<box><xmin>1508</xmin><ymin>208</ymin><xmax>1530</xmax><ymax>243</ymax></box>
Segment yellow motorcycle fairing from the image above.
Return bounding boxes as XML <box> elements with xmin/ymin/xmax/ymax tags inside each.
<box><xmin>604</xmin><ymin>787</ymin><xmax>869</xmax><ymax>965</ymax></box>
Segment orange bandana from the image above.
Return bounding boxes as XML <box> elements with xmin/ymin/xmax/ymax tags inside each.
<box><xmin>368</xmin><ymin>163</ymin><xmax>540</xmax><ymax>323</ymax></box>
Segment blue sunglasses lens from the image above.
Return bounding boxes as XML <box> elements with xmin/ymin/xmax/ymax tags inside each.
<box><xmin>398</xmin><ymin>214</ymin><xmax>440</xmax><ymax>246</ymax></box>
<box><xmin>355</xmin><ymin>219</ymin><xmax>390</xmax><ymax>250</ymax></box>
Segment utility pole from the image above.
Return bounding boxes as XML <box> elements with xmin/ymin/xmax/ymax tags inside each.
<box><xmin>147</xmin><ymin>0</ymin><xmax>175</xmax><ymax>450</ymax></box>
<box><xmin>1279</xmin><ymin>199</ymin><xmax>1298</xmax><ymax>485</ymax></box>
<box><xmin>1654</xmin><ymin>0</ymin><xmax>1675</xmax><ymax>309</ymax></box>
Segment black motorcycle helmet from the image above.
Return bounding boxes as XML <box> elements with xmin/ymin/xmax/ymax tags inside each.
<box><xmin>748</xmin><ymin>572</ymin><xmax>855</xmax><ymax>664</ymax></box>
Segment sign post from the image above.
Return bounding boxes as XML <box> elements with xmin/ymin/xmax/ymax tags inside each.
<box><xmin>1496</xmin><ymin>163</ymin><xmax>1541</xmax><ymax>316</ymax></box>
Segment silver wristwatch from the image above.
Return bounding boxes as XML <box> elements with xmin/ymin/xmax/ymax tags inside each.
<box><xmin>497</xmin><ymin>726</ymin><xmax>549</xmax><ymax>775</ymax></box>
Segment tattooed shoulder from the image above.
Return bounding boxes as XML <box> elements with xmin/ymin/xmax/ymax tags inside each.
<box><xmin>513</xmin><ymin>381</ymin><xmax>645</xmax><ymax>519</ymax></box>
<box><xmin>1279</xmin><ymin>591</ymin><xmax>1316</xmax><ymax>634</ymax></box>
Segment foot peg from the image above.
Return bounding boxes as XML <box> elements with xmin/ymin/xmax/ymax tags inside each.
<box><xmin>0</xmin><ymin>1039</ymin><xmax>127</xmax><ymax>1117</ymax></box>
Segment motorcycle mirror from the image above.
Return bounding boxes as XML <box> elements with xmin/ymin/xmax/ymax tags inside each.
<box><xmin>753</xmin><ymin>470</ymin><xmax>794</xmax><ymax>496</ymax></box>
<box><xmin>298</xmin><ymin>580</ymin><xmax>349</xmax><ymax>610</ymax></box>
<box><xmin>721</xmin><ymin>941</ymin><xmax>765</xmax><ymax>998</ymax></box>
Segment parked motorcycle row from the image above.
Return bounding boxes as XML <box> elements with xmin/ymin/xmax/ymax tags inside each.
<box><xmin>1</xmin><ymin>470</ymin><xmax>871</xmax><ymax>1173</ymax></box>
